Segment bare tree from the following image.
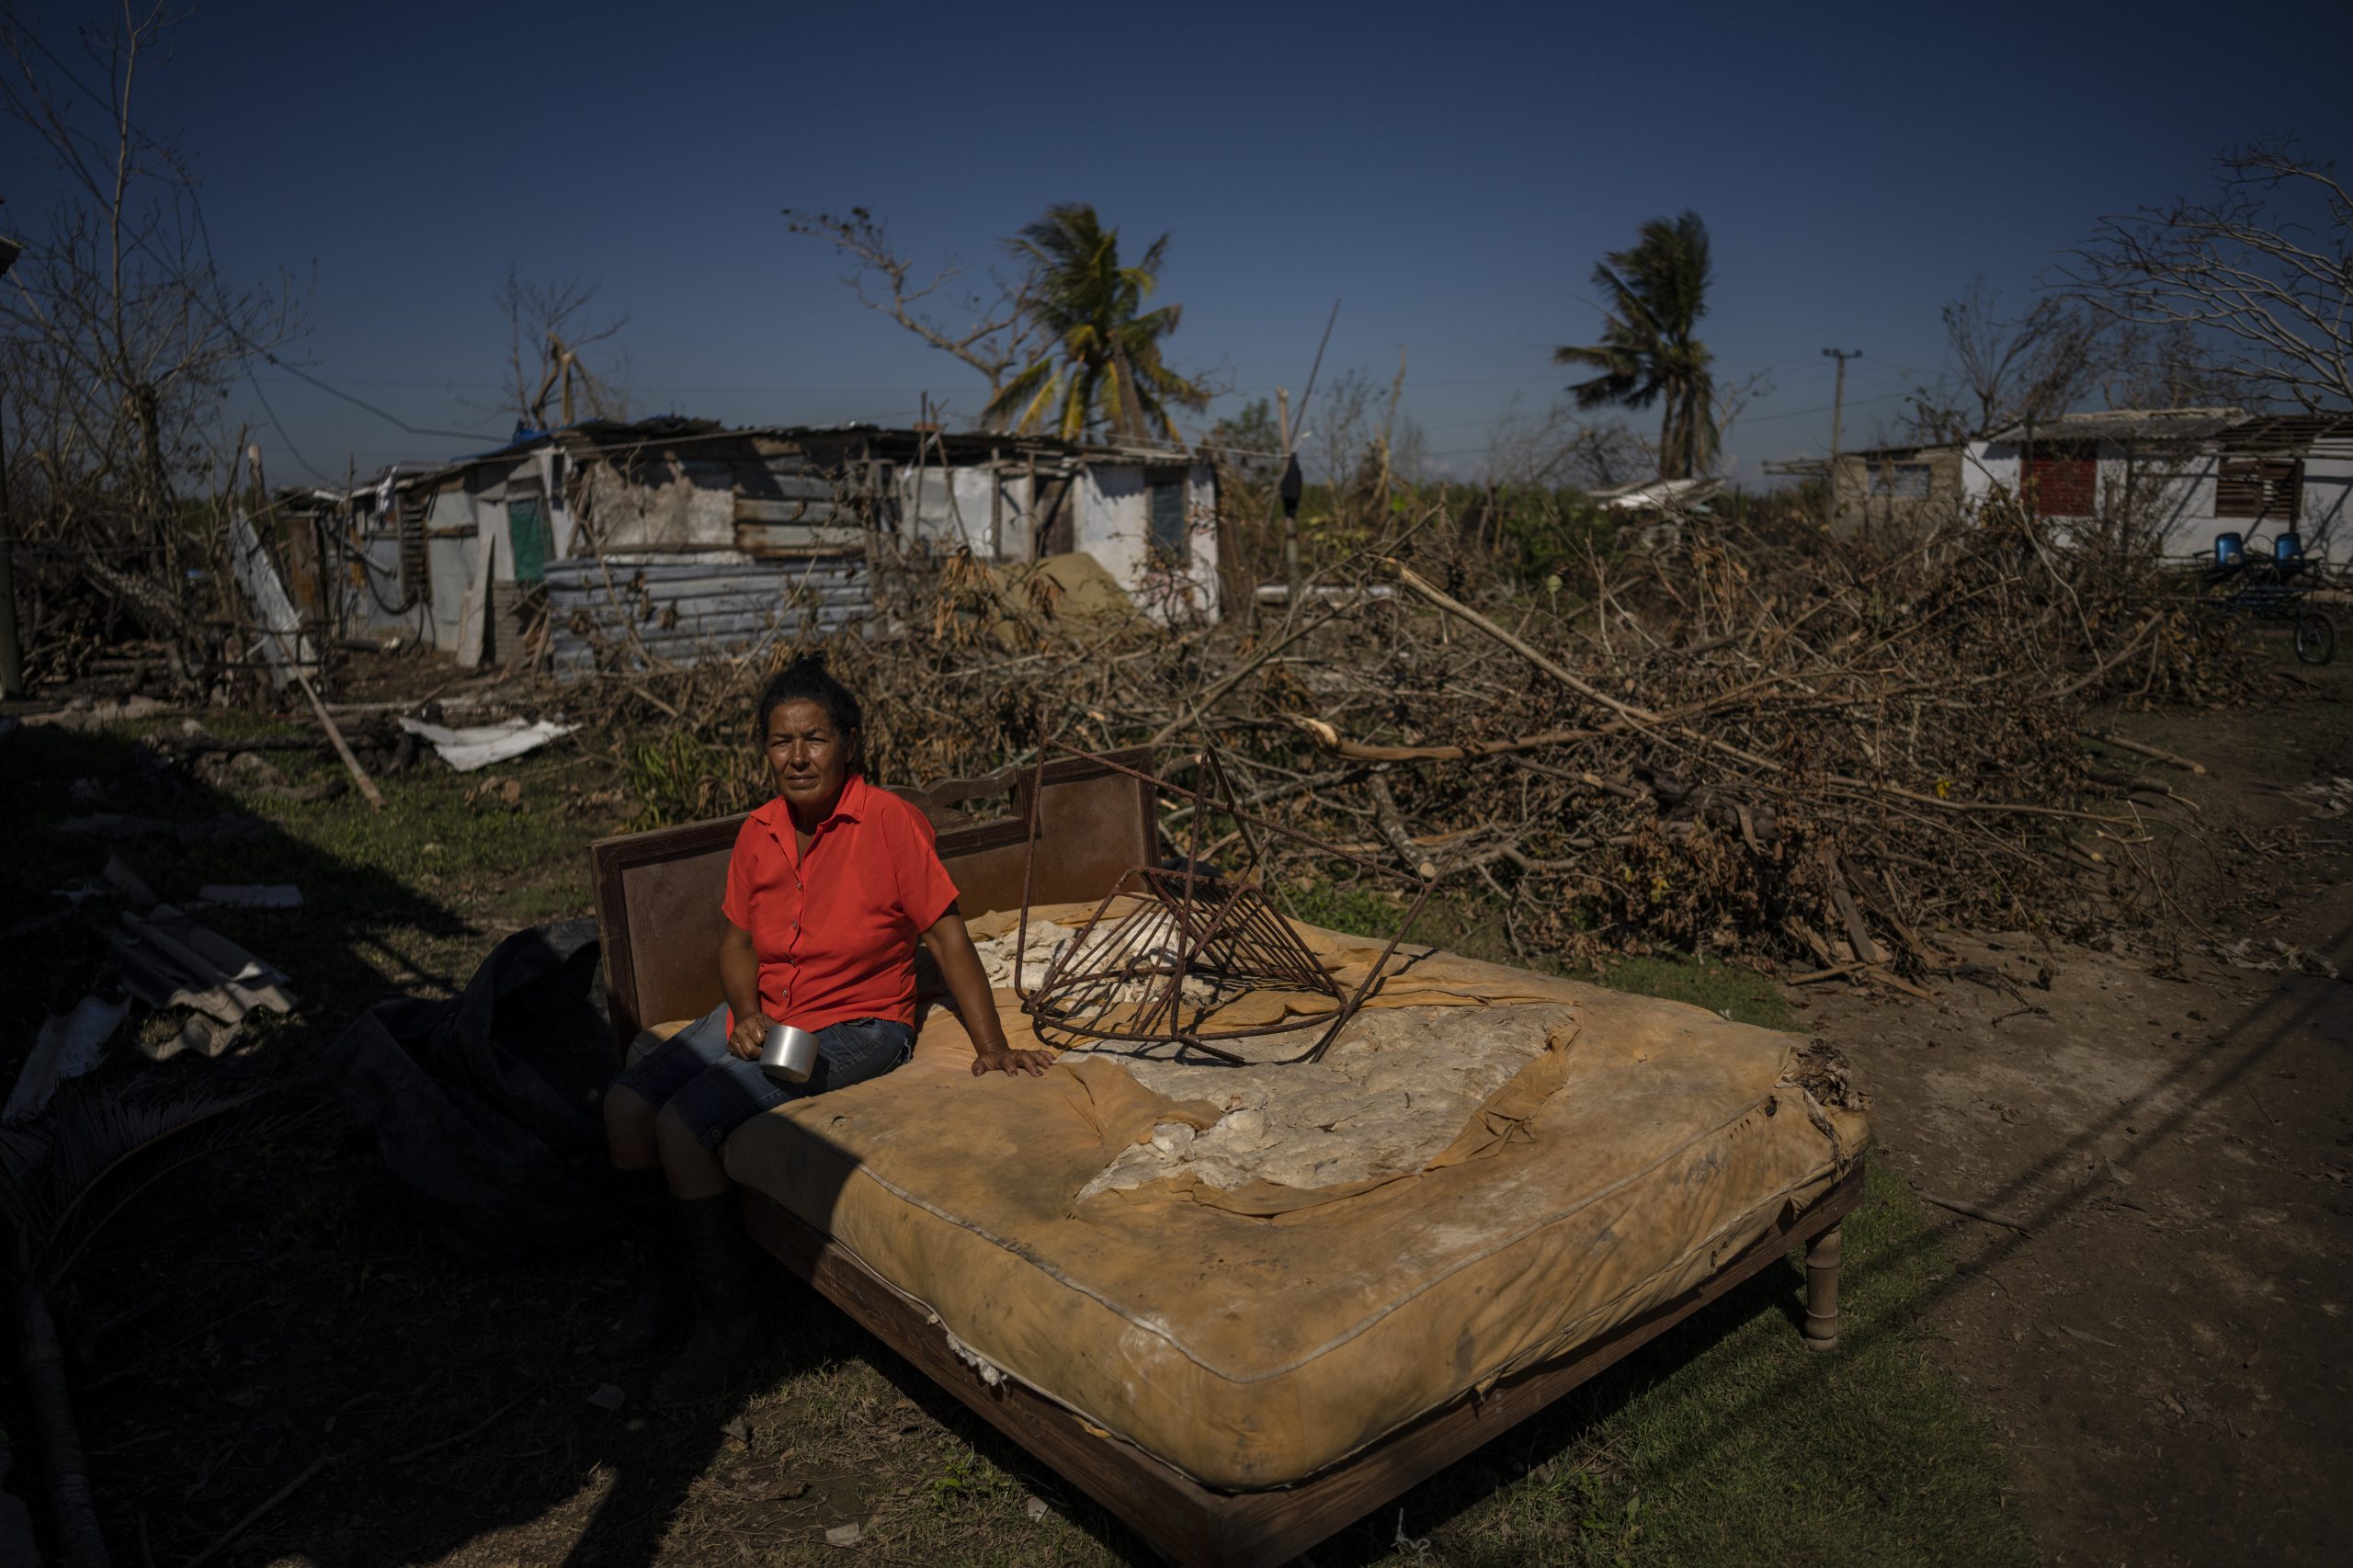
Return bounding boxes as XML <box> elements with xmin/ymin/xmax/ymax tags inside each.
<box><xmin>2095</xmin><ymin>320</ymin><xmax>2233</xmax><ymax>412</ymax></box>
<box><xmin>1708</xmin><ymin>368</ymin><xmax>1775</xmax><ymax>469</ymax></box>
<box><xmin>480</xmin><ymin>266</ymin><xmax>629</xmax><ymax>430</ymax></box>
<box><xmin>783</xmin><ymin>207</ymin><xmax>1042</xmax><ymax>419</ymax></box>
<box><xmin>1483</xmin><ymin>400</ymin><xmax>1649</xmax><ymax>491</ymax></box>
<box><xmin>2059</xmin><ymin>142</ymin><xmax>2352</xmax><ymax>411</ymax></box>
<box><xmin>1903</xmin><ymin>279</ymin><xmax>2104</xmax><ymax>442</ymax></box>
<box><xmin>0</xmin><ymin>3</ymin><xmax>303</xmax><ymax>687</ymax></box>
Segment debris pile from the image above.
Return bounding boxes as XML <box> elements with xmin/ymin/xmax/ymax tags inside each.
<box><xmin>577</xmin><ymin>498</ymin><xmax>2249</xmax><ymax>979</ymax></box>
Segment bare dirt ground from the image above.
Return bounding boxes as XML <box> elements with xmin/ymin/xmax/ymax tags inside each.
<box><xmin>1796</xmin><ymin>657</ymin><xmax>2353</xmax><ymax>1566</ymax></box>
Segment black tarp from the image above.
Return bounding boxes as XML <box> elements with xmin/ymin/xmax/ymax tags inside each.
<box><xmin>329</xmin><ymin>920</ymin><xmax>614</xmax><ymax>1263</ymax></box>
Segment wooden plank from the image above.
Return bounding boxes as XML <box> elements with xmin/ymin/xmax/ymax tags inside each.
<box><xmin>741</xmin><ymin>1196</ymin><xmax>1241</xmax><ymax>1567</ymax></box>
<box><xmin>559</xmin><ymin>612</ymin><xmax>867</xmax><ymax>646</ymax></box>
<box><xmin>226</xmin><ymin>510</ymin><xmax>314</xmax><ymax>688</ymax></box>
<box><xmin>454</xmin><ymin>528</ymin><xmax>495</xmax><ymax>669</ymax></box>
<box><xmin>1196</xmin><ymin>1170</ymin><xmax>1867</xmax><ymax>1566</ymax></box>
<box><xmin>735</xmin><ymin>536</ymin><xmax>866</xmax><ymax>562</ymax></box>
<box><xmin>740</xmin><ymin>1167</ymin><xmax>1865</xmax><ymax>1568</ymax></box>
<box><xmin>551</xmin><ymin>579</ymin><xmax>871</xmax><ymax>608</ymax></box>
<box><xmin>733</xmin><ymin>494</ymin><xmax>847</xmax><ymax>522</ymax></box>
<box><xmin>548</xmin><ymin>586</ymin><xmax>869</xmax><ymax>613</ymax></box>
<box><xmin>553</xmin><ymin>588</ymin><xmax>871</xmax><ymax>619</ymax></box>
<box><xmin>545</xmin><ymin>558</ymin><xmax>867</xmax><ymax>585</ymax></box>
<box><xmin>540</xmin><ymin>562</ymin><xmax>866</xmax><ymax>585</ymax></box>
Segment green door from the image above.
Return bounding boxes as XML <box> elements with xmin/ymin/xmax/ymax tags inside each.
<box><xmin>506</xmin><ymin>495</ymin><xmax>552</xmax><ymax>583</ymax></box>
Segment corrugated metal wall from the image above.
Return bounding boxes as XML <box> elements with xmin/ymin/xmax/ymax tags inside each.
<box><xmin>544</xmin><ymin>551</ymin><xmax>871</xmax><ymax>677</ymax></box>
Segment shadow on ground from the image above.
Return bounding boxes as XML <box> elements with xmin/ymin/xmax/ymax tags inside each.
<box><xmin>0</xmin><ymin>723</ymin><xmax>745</xmax><ymax>1568</ymax></box>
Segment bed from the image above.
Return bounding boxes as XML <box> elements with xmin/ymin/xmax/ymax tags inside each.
<box><xmin>590</xmin><ymin>752</ymin><xmax>1867</xmax><ymax>1568</ymax></box>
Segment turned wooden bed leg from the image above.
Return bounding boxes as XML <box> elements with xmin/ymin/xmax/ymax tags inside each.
<box><xmin>1802</xmin><ymin>1225</ymin><xmax>1842</xmax><ymax>1352</ymax></box>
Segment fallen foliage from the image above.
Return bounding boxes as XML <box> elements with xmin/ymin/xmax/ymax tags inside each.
<box><xmin>565</xmin><ymin>496</ymin><xmax>2256</xmax><ymax>982</ymax></box>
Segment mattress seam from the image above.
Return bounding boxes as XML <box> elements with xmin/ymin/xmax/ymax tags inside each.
<box><xmin>841</xmin><ymin>1084</ymin><xmax>1826</xmax><ymax>1382</ymax></box>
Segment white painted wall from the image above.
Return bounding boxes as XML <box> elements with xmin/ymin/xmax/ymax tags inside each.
<box><xmin>1962</xmin><ymin>439</ymin><xmax>2350</xmax><ymax>564</ymax></box>
<box><xmin>892</xmin><ymin>458</ymin><xmax>1220</xmax><ymax>615</ymax></box>
<box><xmin>578</xmin><ymin>459</ymin><xmax>732</xmax><ymax>551</ymax></box>
<box><xmin>1072</xmin><ymin>463</ymin><xmax>1221</xmax><ymax>619</ymax></box>
<box><xmin>896</xmin><ymin>464</ymin><xmax>1006</xmax><ymax>554</ymax></box>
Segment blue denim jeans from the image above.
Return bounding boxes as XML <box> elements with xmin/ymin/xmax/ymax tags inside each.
<box><xmin>613</xmin><ymin>1004</ymin><xmax>915</xmax><ymax>1151</ymax></box>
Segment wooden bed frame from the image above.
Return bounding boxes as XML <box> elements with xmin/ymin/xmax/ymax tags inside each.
<box><xmin>589</xmin><ymin>752</ymin><xmax>1859</xmax><ymax>1568</ymax></box>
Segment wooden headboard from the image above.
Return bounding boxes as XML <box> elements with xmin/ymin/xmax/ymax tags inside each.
<box><xmin>588</xmin><ymin>748</ymin><xmax>1155</xmax><ymax>1051</ymax></box>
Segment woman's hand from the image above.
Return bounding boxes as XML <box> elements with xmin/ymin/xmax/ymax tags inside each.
<box><xmin>922</xmin><ymin>910</ymin><xmax>1047</xmax><ymax>1079</ymax></box>
<box><xmin>717</xmin><ymin>921</ymin><xmax>767</xmax><ymax>1060</ymax></box>
<box><xmin>727</xmin><ymin>1009</ymin><xmax>776</xmax><ymax>1061</ymax></box>
<box><xmin>971</xmin><ymin>1047</ymin><xmax>1055</xmax><ymax>1077</ymax></box>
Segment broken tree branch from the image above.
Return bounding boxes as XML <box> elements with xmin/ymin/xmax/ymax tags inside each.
<box><xmin>295</xmin><ymin>675</ymin><xmax>386</xmax><ymax>812</ymax></box>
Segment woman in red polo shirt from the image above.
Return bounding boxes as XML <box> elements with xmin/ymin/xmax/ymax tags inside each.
<box><xmin>601</xmin><ymin>656</ymin><xmax>1051</xmax><ymax>1403</ymax></box>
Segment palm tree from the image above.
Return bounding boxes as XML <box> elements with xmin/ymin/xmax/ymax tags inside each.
<box><xmin>984</xmin><ymin>204</ymin><xmax>1209</xmax><ymax>442</ymax></box>
<box><xmin>1554</xmin><ymin>211</ymin><xmax>1719</xmax><ymax>480</ymax></box>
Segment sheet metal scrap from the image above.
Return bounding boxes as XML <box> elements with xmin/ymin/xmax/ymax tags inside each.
<box><xmin>1014</xmin><ymin>741</ymin><xmax>1435</xmax><ymax>1065</ymax></box>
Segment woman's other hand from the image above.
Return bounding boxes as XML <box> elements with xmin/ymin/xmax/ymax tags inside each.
<box><xmin>727</xmin><ymin>1010</ymin><xmax>776</xmax><ymax>1061</ymax></box>
<box><xmin>971</xmin><ymin>1047</ymin><xmax>1054</xmax><ymax>1077</ymax></box>
<box><xmin>922</xmin><ymin>910</ymin><xmax>1045</xmax><ymax>1078</ymax></box>
<box><xmin>717</xmin><ymin>920</ymin><xmax>767</xmax><ymax>1060</ymax></box>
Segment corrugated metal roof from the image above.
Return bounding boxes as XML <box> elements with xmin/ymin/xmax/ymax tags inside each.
<box><xmin>1982</xmin><ymin>407</ymin><xmax>2246</xmax><ymax>446</ymax></box>
<box><xmin>2218</xmin><ymin>413</ymin><xmax>2353</xmax><ymax>451</ymax></box>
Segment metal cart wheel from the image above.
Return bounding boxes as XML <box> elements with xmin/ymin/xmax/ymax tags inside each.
<box><xmin>2295</xmin><ymin>612</ymin><xmax>2336</xmax><ymax>665</ymax></box>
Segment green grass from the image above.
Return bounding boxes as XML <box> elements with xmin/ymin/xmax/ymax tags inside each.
<box><xmin>1290</xmin><ymin>879</ymin><xmax>1795</xmax><ymax>1029</ymax></box>
<box><xmin>3</xmin><ymin>716</ymin><xmax>617</xmax><ymax>1061</ymax></box>
<box><xmin>1251</xmin><ymin>880</ymin><xmax>2028</xmax><ymax>1566</ymax></box>
<box><xmin>14</xmin><ymin>721</ymin><xmax>2026</xmax><ymax>1566</ymax></box>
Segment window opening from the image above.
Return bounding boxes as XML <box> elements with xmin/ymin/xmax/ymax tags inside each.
<box><xmin>1148</xmin><ymin>474</ymin><xmax>1188</xmax><ymax>565</ymax></box>
<box><xmin>2216</xmin><ymin>459</ymin><xmax>2302</xmax><ymax>524</ymax></box>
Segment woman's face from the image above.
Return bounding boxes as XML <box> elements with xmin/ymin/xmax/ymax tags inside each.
<box><xmin>764</xmin><ymin>699</ymin><xmax>856</xmax><ymax>816</ymax></box>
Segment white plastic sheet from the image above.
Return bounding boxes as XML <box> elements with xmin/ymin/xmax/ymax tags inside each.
<box><xmin>5</xmin><ymin>994</ymin><xmax>130</xmax><ymax>1123</ymax></box>
<box><xmin>398</xmin><ymin>716</ymin><xmax>578</xmax><ymax>772</ymax></box>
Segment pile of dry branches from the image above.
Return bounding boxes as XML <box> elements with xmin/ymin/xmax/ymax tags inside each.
<box><xmin>575</xmin><ymin>495</ymin><xmax>2246</xmax><ymax>983</ymax></box>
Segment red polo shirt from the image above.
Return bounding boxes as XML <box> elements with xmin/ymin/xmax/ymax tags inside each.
<box><xmin>721</xmin><ymin>772</ymin><xmax>961</xmax><ymax>1031</ymax></box>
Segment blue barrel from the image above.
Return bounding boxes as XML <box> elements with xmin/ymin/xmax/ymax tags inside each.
<box><xmin>2215</xmin><ymin>532</ymin><xmax>2245</xmax><ymax>567</ymax></box>
<box><xmin>2276</xmin><ymin>533</ymin><xmax>2303</xmax><ymax>563</ymax></box>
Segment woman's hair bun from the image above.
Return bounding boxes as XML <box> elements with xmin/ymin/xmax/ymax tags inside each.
<box><xmin>756</xmin><ymin>653</ymin><xmax>863</xmax><ymax>746</ymax></box>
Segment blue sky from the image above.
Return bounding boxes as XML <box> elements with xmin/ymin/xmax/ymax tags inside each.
<box><xmin>6</xmin><ymin>0</ymin><xmax>2347</xmax><ymax>483</ymax></box>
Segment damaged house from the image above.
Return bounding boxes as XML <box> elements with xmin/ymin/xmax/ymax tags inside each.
<box><xmin>324</xmin><ymin>418</ymin><xmax>1220</xmax><ymax>673</ymax></box>
<box><xmin>1779</xmin><ymin>407</ymin><xmax>2352</xmax><ymax>562</ymax></box>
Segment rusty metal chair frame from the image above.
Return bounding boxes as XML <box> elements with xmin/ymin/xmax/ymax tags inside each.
<box><xmin>1013</xmin><ymin>740</ymin><xmax>1438</xmax><ymax>1064</ymax></box>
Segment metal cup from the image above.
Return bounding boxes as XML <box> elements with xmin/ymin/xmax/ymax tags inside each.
<box><xmin>757</xmin><ymin>1022</ymin><xmax>821</xmax><ymax>1083</ymax></box>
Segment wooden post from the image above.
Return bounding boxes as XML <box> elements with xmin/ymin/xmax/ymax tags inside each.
<box><xmin>990</xmin><ymin>444</ymin><xmax>1004</xmax><ymax>559</ymax></box>
<box><xmin>296</xmin><ymin>672</ymin><xmax>386</xmax><ymax>812</ymax></box>
<box><xmin>1803</xmin><ymin>1225</ymin><xmax>1842</xmax><ymax>1351</ymax></box>
<box><xmin>1821</xmin><ymin>348</ymin><xmax>1860</xmax><ymax>533</ymax></box>
<box><xmin>1024</xmin><ymin>452</ymin><xmax>1039</xmax><ymax>562</ymax></box>
<box><xmin>454</xmin><ymin>528</ymin><xmax>494</xmax><ymax>669</ymax></box>
<box><xmin>1278</xmin><ymin>387</ymin><xmax>1300</xmax><ymax>605</ymax></box>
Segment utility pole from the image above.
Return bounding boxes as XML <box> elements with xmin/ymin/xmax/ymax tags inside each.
<box><xmin>1276</xmin><ymin>387</ymin><xmax>1301</xmax><ymax>604</ymax></box>
<box><xmin>1821</xmin><ymin>348</ymin><xmax>1863</xmax><ymax>530</ymax></box>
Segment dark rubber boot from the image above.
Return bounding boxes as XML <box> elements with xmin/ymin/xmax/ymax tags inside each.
<box><xmin>600</xmin><ymin>1168</ymin><xmax>687</xmax><ymax>1358</ymax></box>
<box><xmin>651</xmin><ymin>1191</ymin><xmax>763</xmax><ymax>1404</ymax></box>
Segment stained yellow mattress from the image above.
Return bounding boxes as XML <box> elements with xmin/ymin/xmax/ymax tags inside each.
<box><xmin>722</xmin><ymin>910</ymin><xmax>1867</xmax><ymax>1490</ymax></box>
